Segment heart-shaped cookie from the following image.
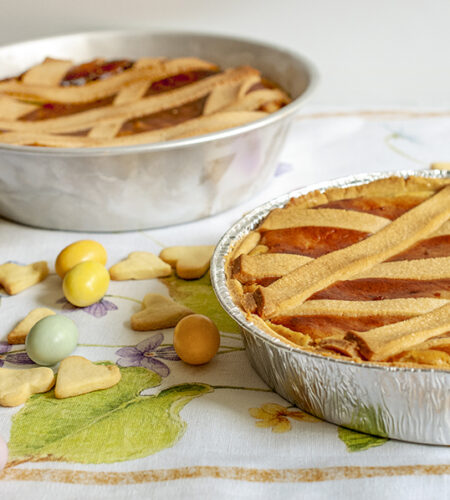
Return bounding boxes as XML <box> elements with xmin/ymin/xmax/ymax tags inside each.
<box><xmin>131</xmin><ymin>293</ymin><xmax>193</xmax><ymax>331</ymax></box>
<box><xmin>0</xmin><ymin>367</ymin><xmax>55</xmax><ymax>407</ymax></box>
<box><xmin>0</xmin><ymin>261</ymin><xmax>49</xmax><ymax>295</ymax></box>
<box><xmin>8</xmin><ymin>307</ymin><xmax>55</xmax><ymax>345</ymax></box>
<box><xmin>55</xmin><ymin>356</ymin><xmax>121</xmax><ymax>399</ymax></box>
<box><xmin>109</xmin><ymin>251</ymin><xmax>172</xmax><ymax>280</ymax></box>
<box><xmin>159</xmin><ymin>245</ymin><xmax>215</xmax><ymax>279</ymax></box>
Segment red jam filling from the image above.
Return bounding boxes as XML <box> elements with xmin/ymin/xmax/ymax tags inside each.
<box><xmin>388</xmin><ymin>235</ymin><xmax>450</xmax><ymax>261</ymax></box>
<box><xmin>118</xmin><ymin>96</ymin><xmax>208</xmax><ymax>136</ymax></box>
<box><xmin>61</xmin><ymin>59</ymin><xmax>134</xmax><ymax>86</ymax></box>
<box><xmin>260</xmin><ymin>226</ymin><xmax>369</xmax><ymax>258</ymax></box>
<box><xmin>316</xmin><ymin>195</ymin><xmax>424</xmax><ymax>220</ymax></box>
<box><xmin>272</xmin><ymin>315</ymin><xmax>409</xmax><ymax>340</ymax></box>
<box><xmin>310</xmin><ymin>278</ymin><xmax>450</xmax><ymax>301</ymax></box>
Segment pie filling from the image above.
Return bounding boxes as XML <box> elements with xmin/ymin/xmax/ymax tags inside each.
<box><xmin>271</xmin><ymin>314</ymin><xmax>410</xmax><ymax>340</ymax></box>
<box><xmin>310</xmin><ymin>278</ymin><xmax>450</xmax><ymax>301</ymax></box>
<box><xmin>315</xmin><ymin>195</ymin><xmax>425</xmax><ymax>220</ymax></box>
<box><xmin>227</xmin><ymin>176</ymin><xmax>450</xmax><ymax>369</ymax></box>
<box><xmin>0</xmin><ymin>57</ymin><xmax>291</xmax><ymax>147</ymax></box>
<box><xmin>260</xmin><ymin>226</ymin><xmax>370</xmax><ymax>257</ymax></box>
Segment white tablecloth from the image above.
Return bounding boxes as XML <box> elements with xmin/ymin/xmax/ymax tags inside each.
<box><xmin>1</xmin><ymin>107</ymin><xmax>449</xmax><ymax>499</ymax></box>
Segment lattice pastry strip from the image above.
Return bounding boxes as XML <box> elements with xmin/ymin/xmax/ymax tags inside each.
<box><xmin>0</xmin><ymin>111</ymin><xmax>268</xmax><ymax>147</ymax></box>
<box><xmin>346</xmin><ymin>302</ymin><xmax>450</xmax><ymax>361</ymax></box>
<box><xmin>0</xmin><ymin>96</ymin><xmax>38</xmax><ymax>120</ymax></box>
<box><xmin>259</xmin><ymin>207</ymin><xmax>391</xmax><ymax>232</ymax></box>
<box><xmin>234</xmin><ymin>254</ymin><xmax>450</xmax><ymax>283</ymax></box>
<box><xmin>21</xmin><ymin>58</ymin><xmax>74</xmax><ymax>86</ymax></box>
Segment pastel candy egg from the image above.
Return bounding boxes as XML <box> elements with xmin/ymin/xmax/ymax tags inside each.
<box><xmin>0</xmin><ymin>435</ymin><xmax>7</xmax><ymax>471</ymax></box>
<box><xmin>26</xmin><ymin>315</ymin><xmax>78</xmax><ymax>366</ymax></box>
<box><xmin>63</xmin><ymin>260</ymin><xmax>110</xmax><ymax>307</ymax></box>
<box><xmin>55</xmin><ymin>240</ymin><xmax>107</xmax><ymax>278</ymax></box>
<box><xmin>174</xmin><ymin>314</ymin><xmax>220</xmax><ymax>365</ymax></box>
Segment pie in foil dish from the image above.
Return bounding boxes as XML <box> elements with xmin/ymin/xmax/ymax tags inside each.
<box><xmin>226</xmin><ymin>176</ymin><xmax>450</xmax><ymax>369</ymax></box>
<box><xmin>0</xmin><ymin>57</ymin><xmax>290</xmax><ymax>148</ymax></box>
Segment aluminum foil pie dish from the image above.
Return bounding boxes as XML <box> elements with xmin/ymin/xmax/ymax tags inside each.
<box><xmin>211</xmin><ymin>169</ymin><xmax>450</xmax><ymax>445</ymax></box>
<box><xmin>0</xmin><ymin>30</ymin><xmax>317</xmax><ymax>231</ymax></box>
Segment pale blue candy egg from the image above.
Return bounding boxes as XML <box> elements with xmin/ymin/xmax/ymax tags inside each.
<box><xmin>0</xmin><ymin>435</ymin><xmax>7</xmax><ymax>470</ymax></box>
<box><xmin>26</xmin><ymin>315</ymin><xmax>78</xmax><ymax>366</ymax></box>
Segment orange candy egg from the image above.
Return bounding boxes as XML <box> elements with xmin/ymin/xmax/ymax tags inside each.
<box><xmin>174</xmin><ymin>314</ymin><xmax>220</xmax><ymax>365</ymax></box>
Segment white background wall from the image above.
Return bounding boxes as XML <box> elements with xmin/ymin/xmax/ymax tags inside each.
<box><xmin>1</xmin><ymin>0</ymin><xmax>450</xmax><ymax>108</ymax></box>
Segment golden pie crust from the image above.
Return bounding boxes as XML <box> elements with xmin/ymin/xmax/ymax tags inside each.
<box><xmin>0</xmin><ymin>57</ymin><xmax>290</xmax><ymax>148</ymax></box>
<box><xmin>226</xmin><ymin>176</ymin><xmax>450</xmax><ymax>370</ymax></box>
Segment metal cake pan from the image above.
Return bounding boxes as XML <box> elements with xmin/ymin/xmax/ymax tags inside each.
<box><xmin>211</xmin><ymin>169</ymin><xmax>450</xmax><ymax>445</ymax></box>
<box><xmin>0</xmin><ymin>30</ymin><xmax>317</xmax><ymax>231</ymax></box>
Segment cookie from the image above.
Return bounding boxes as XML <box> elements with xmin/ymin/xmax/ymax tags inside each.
<box><xmin>131</xmin><ymin>293</ymin><xmax>193</xmax><ymax>331</ymax></box>
<box><xmin>430</xmin><ymin>163</ymin><xmax>450</xmax><ymax>170</ymax></box>
<box><xmin>7</xmin><ymin>307</ymin><xmax>55</xmax><ymax>345</ymax></box>
<box><xmin>159</xmin><ymin>245</ymin><xmax>215</xmax><ymax>279</ymax></box>
<box><xmin>0</xmin><ymin>261</ymin><xmax>49</xmax><ymax>295</ymax></box>
<box><xmin>55</xmin><ymin>356</ymin><xmax>121</xmax><ymax>399</ymax></box>
<box><xmin>109</xmin><ymin>251</ymin><xmax>172</xmax><ymax>280</ymax></box>
<box><xmin>0</xmin><ymin>367</ymin><xmax>55</xmax><ymax>407</ymax></box>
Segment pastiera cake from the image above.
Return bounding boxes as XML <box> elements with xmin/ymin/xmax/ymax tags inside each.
<box><xmin>227</xmin><ymin>176</ymin><xmax>450</xmax><ymax>369</ymax></box>
<box><xmin>0</xmin><ymin>57</ymin><xmax>290</xmax><ymax>148</ymax></box>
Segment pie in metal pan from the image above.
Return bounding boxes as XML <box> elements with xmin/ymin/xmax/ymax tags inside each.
<box><xmin>226</xmin><ymin>174</ymin><xmax>450</xmax><ymax>370</ymax></box>
<box><xmin>212</xmin><ymin>170</ymin><xmax>450</xmax><ymax>444</ymax></box>
<box><xmin>0</xmin><ymin>56</ymin><xmax>290</xmax><ymax>148</ymax></box>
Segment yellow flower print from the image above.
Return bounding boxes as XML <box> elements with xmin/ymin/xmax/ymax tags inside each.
<box><xmin>249</xmin><ymin>403</ymin><xmax>319</xmax><ymax>433</ymax></box>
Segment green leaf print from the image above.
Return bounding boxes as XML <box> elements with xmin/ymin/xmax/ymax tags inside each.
<box><xmin>338</xmin><ymin>426</ymin><xmax>389</xmax><ymax>452</ymax></box>
<box><xmin>161</xmin><ymin>272</ymin><xmax>240</xmax><ymax>334</ymax></box>
<box><xmin>8</xmin><ymin>366</ymin><xmax>212</xmax><ymax>464</ymax></box>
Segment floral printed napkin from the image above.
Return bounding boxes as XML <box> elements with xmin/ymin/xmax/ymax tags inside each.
<box><xmin>1</xmin><ymin>107</ymin><xmax>449</xmax><ymax>499</ymax></box>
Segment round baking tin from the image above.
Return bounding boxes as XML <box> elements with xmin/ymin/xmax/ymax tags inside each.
<box><xmin>0</xmin><ymin>30</ymin><xmax>318</xmax><ymax>231</ymax></box>
<box><xmin>211</xmin><ymin>169</ymin><xmax>450</xmax><ymax>445</ymax></box>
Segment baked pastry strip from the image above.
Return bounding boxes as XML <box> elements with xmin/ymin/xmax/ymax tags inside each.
<box><xmin>284</xmin><ymin>177</ymin><xmax>450</xmax><ymax>211</ymax></box>
<box><xmin>400</xmin><ymin>334</ymin><xmax>450</xmax><ymax>352</ymax></box>
<box><xmin>319</xmin><ymin>338</ymin><xmax>362</xmax><ymax>359</ymax></box>
<box><xmin>278</xmin><ymin>298</ymin><xmax>448</xmax><ymax>318</ymax></box>
<box><xmin>0</xmin><ymin>96</ymin><xmax>40</xmax><ymax>120</ymax></box>
<box><xmin>0</xmin><ymin>111</ymin><xmax>267</xmax><ymax>148</ymax></box>
<box><xmin>0</xmin><ymin>57</ymin><xmax>218</xmax><ymax>103</ymax></box>
<box><xmin>252</xmin><ymin>185</ymin><xmax>450</xmax><ymax>318</ymax></box>
<box><xmin>21</xmin><ymin>58</ymin><xmax>74</xmax><ymax>86</ymax></box>
<box><xmin>260</xmin><ymin>208</ymin><xmax>391</xmax><ymax>232</ymax></box>
<box><xmin>229</xmin><ymin>231</ymin><xmax>261</xmax><ymax>261</ymax></box>
<box><xmin>355</xmin><ymin>256</ymin><xmax>450</xmax><ymax>279</ymax></box>
<box><xmin>203</xmin><ymin>75</ymin><xmax>260</xmax><ymax>115</ymax></box>
<box><xmin>232</xmin><ymin>253</ymin><xmax>312</xmax><ymax>283</ymax></box>
<box><xmin>346</xmin><ymin>302</ymin><xmax>450</xmax><ymax>361</ymax></box>
<box><xmin>233</xmin><ymin>254</ymin><xmax>450</xmax><ymax>283</ymax></box>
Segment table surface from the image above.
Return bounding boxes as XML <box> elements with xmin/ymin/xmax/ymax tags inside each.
<box><xmin>0</xmin><ymin>107</ymin><xmax>449</xmax><ymax>499</ymax></box>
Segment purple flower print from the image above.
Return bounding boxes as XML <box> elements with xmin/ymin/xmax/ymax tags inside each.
<box><xmin>0</xmin><ymin>342</ymin><xmax>35</xmax><ymax>366</ymax></box>
<box><xmin>0</xmin><ymin>342</ymin><xmax>11</xmax><ymax>367</ymax></box>
<box><xmin>57</xmin><ymin>297</ymin><xmax>118</xmax><ymax>318</ymax></box>
<box><xmin>5</xmin><ymin>352</ymin><xmax>35</xmax><ymax>365</ymax></box>
<box><xmin>275</xmin><ymin>162</ymin><xmax>293</xmax><ymax>177</ymax></box>
<box><xmin>116</xmin><ymin>334</ymin><xmax>180</xmax><ymax>377</ymax></box>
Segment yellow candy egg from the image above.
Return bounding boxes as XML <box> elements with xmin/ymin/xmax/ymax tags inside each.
<box><xmin>174</xmin><ymin>314</ymin><xmax>220</xmax><ymax>365</ymax></box>
<box><xmin>63</xmin><ymin>261</ymin><xmax>110</xmax><ymax>307</ymax></box>
<box><xmin>55</xmin><ymin>240</ymin><xmax>107</xmax><ymax>278</ymax></box>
